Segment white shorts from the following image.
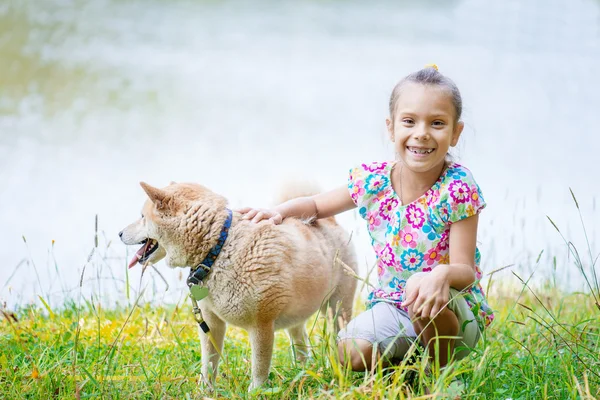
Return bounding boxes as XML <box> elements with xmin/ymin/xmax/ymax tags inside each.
<box><xmin>337</xmin><ymin>288</ymin><xmax>481</xmax><ymax>361</ymax></box>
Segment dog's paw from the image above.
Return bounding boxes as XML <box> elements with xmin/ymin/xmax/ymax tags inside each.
<box><xmin>249</xmin><ymin>385</ymin><xmax>283</xmax><ymax>396</ymax></box>
<box><xmin>247</xmin><ymin>382</ymin><xmax>259</xmax><ymax>393</ymax></box>
<box><xmin>198</xmin><ymin>375</ymin><xmax>214</xmax><ymax>393</ymax></box>
<box><xmin>247</xmin><ymin>380</ymin><xmax>267</xmax><ymax>393</ymax></box>
<box><xmin>293</xmin><ymin>348</ymin><xmax>312</xmax><ymax>364</ymax></box>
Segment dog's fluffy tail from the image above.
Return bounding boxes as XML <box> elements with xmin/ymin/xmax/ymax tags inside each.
<box><xmin>274</xmin><ymin>181</ymin><xmax>338</xmax><ymax>224</ymax></box>
<box><xmin>274</xmin><ymin>181</ymin><xmax>321</xmax><ymax>205</ymax></box>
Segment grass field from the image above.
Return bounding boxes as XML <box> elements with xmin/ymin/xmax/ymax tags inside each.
<box><xmin>1</xmin><ymin>272</ymin><xmax>598</xmax><ymax>399</ymax></box>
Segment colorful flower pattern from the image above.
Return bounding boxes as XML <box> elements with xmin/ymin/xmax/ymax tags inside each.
<box><xmin>399</xmin><ymin>225</ymin><xmax>418</xmax><ymax>248</ymax></box>
<box><xmin>379</xmin><ymin>197</ymin><xmax>399</xmax><ymax>222</ymax></box>
<box><xmin>350</xmin><ymin>180</ymin><xmax>366</xmax><ymax>203</ymax></box>
<box><xmin>449</xmin><ymin>180</ymin><xmax>470</xmax><ymax>204</ymax></box>
<box><xmin>400</xmin><ymin>248</ymin><xmax>424</xmax><ymax>271</ymax></box>
<box><xmin>406</xmin><ymin>203</ymin><xmax>426</xmax><ymax>229</ymax></box>
<box><xmin>379</xmin><ymin>243</ymin><xmax>396</xmax><ymax>269</ymax></box>
<box><xmin>367</xmin><ymin>210</ymin><xmax>382</xmax><ymax>231</ymax></box>
<box><xmin>425</xmin><ymin>246</ymin><xmax>441</xmax><ymax>266</ymax></box>
<box><xmin>348</xmin><ymin>161</ymin><xmax>493</xmax><ymax>331</ymax></box>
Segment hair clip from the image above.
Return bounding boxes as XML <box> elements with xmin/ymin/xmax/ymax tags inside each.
<box><xmin>425</xmin><ymin>63</ymin><xmax>439</xmax><ymax>71</ymax></box>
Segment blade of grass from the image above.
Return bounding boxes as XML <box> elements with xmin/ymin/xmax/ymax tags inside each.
<box><xmin>38</xmin><ymin>295</ymin><xmax>55</xmax><ymax>318</ymax></box>
<box><xmin>570</xmin><ymin>188</ymin><xmax>600</xmax><ymax>297</ymax></box>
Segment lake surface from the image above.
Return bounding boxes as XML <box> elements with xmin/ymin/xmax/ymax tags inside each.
<box><xmin>1</xmin><ymin>0</ymin><xmax>598</xmax><ymax>309</ymax></box>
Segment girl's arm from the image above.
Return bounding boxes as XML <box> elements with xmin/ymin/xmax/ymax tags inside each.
<box><xmin>436</xmin><ymin>213</ymin><xmax>479</xmax><ymax>290</ymax></box>
<box><xmin>402</xmin><ymin>214</ymin><xmax>479</xmax><ymax>319</ymax></box>
<box><xmin>238</xmin><ymin>185</ymin><xmax>356</xmax><ymax>224</ymax></box>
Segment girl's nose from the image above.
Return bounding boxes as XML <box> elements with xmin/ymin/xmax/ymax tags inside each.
<box><xmin>413</xmin><ymin>128</ymin><xmax>431</xmax><ymax>141</ymax></box>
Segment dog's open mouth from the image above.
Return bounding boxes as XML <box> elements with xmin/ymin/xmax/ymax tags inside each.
<box><xmin>128</xmin><ymin>239</ymin><xmax>159</xmax><ymax>269</ymax></box>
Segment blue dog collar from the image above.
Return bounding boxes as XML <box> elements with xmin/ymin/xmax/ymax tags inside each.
<box><xmin>187</xmin><ymin>208</ymin><xmax>233</xmax><ymax>286</ymax></box>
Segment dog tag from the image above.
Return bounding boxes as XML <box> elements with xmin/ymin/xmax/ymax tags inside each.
<box><xmin>190</xmin><ymin>284</ymin><xmax>209</xmax><ymax>301</ymax></box>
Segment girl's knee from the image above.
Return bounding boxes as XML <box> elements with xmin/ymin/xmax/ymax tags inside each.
<box><xmin>337</xmin><ymin>339</ymin><xmax>376</xmax><ymax>371</ymax></box>
<box><xmin>419</xmin><ymin>307</ymin><xmax>459</xmax><ymax>335</ymax></box>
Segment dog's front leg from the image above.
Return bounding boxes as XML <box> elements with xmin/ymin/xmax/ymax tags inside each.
<box><xmin>247</xmin><ymin>321</ymin><xmax>275</xmax><ymax>391</ymax></box>
<box><xmin>199</xmin><ymin>308</ymin><xmax>226</xmax><ymax>390</ymax></box>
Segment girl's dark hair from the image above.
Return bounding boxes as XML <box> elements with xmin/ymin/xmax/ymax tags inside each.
<box><xmin>388</xmin><ymin>67</ymin><xmax>462</xmax><ymax>125</ymax></box>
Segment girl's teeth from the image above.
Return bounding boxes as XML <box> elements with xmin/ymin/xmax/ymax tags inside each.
<box><xmin>409</xmin><ymin>147</ymin><xmax>433</xmax><ymax>154</ymax></box>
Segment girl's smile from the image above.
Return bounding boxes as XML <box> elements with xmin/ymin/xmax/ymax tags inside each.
<box><xmin>406</xmin><ymin>146</ymin><xmax>435</xmax><ymax>157</ymax></box>
<box><xmin>386</xmin><ymin>82</ymin><xmax>464</xmax><ymax>174</ymax></box>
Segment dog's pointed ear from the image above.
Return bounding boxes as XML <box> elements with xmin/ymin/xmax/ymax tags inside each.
<box><xmin>140</xmin><ymin>182</ymin><xmax>170</xmax><ymax>209</ymax></box>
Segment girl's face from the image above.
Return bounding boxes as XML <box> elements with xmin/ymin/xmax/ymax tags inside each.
<box><xmin>386</xmin><ymin>82</ymin><xmax>464</xmax><ymax>173</ymax></box>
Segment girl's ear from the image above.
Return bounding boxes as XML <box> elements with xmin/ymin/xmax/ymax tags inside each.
<box><xmin>450</xmin><ymin>121</ymin><xmax>464</xmax><ymax>147</ymax></box>
<box><xmin>386</xmin><ymin>118</ymin><xmax>394</xmax><ymax>142</ymax></box>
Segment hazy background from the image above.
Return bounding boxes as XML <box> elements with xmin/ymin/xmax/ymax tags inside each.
<box><xmin>1</xmin><ymin>0</ymin><xmax>598</xmax><ymax>309</ymax></box>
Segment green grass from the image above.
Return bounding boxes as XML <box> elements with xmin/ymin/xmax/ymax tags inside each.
<box><xmin>1</xmin><ymin>193</ymin><xmax>598</xmax><ymax>399</ymax></box>
<box><xmin>0</xmin><ymin>280</ymin><xmax>598</xmax><ymax>399</ymax></box>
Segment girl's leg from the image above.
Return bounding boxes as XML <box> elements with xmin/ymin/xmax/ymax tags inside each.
<box><xmin>448</xmin><ymin>288</ymin><xmax>481</xmax><ymax>360</ymax></box>
<box><xmin>337</xmin><ymin>338</ymin><xmax>378</xmax><ymax>372</ymax></box>
<box><xmin>405</xmin><ymin>273</ymin><xmax>459</xmax><ymax>368</ymax></box>
<box><xmin>408</xmin><ymin>307</ymin><xmax>458</xmax><ymax>367</ymax></box>
<box><xmin>337</xmin><ymin>302</ymin><xmax>417</xmax><ymax>372</ymax></box>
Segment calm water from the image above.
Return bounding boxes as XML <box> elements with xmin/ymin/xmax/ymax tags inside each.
<box><xmin>1</xmin><ymin>0</ymin><xmax>598</xmax><ymax>309</ymax></box>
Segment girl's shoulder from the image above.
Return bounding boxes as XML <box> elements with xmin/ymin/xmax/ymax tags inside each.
<box><xmin>350</xmin><ymin>161</ymin><xmax>393</xmax><ymax>177</ymax></box>
<box><xmin>438</xmin><ymin>162</ymin><xmax>484</xmax><ymax>195</ymax></box>
<box><xmin>442</xmin><ymin>162</ymin><xmax>478</xmax><ymax>184</ymax></box>
<box><xmin>348</xmin><ymin>161</ymin><xmax>394</xmax><ymax>187</ymax></box>
<box><xmin>348</xmin><ymin>161</ymin><xmax>394</xmax><ymax>206</ymax></box>
<box><xmin>436</xmin><ymin>162</ymin><xmax>486</xmax><ymax>222</ymax></box>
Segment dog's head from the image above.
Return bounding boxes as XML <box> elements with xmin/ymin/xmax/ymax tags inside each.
<box><xmin>119</xmin><ymin>181</ymin><xmax>227</xmax><ymax>269</ymax></box>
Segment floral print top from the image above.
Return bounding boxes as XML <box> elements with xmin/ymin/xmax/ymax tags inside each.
<box><xmin>348</xmin><ymin>161</ymin><xmax>494</xmax><ymax>331</ymax></box>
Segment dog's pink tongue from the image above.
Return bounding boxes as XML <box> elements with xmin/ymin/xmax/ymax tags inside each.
<box><xmin>128</xmin><ymin>254</ymin><xmax>140</xmax><ymax>269</ymax></box>
<box><xmin>128</xmin><ymin>242</ymin><xmax>149</xmax><ymax>269</ymax></box>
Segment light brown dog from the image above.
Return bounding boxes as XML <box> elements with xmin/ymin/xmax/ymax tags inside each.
<box><xmin>119</xmin><ymin>182</ymin><xmax>357</xmax><ymax>390</ymax></box>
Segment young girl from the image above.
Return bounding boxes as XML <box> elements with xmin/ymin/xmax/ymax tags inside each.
<box><xmin>238</xmin><ymin>66</ymin><xmax>493</xmax><ymax>371</ymax></box>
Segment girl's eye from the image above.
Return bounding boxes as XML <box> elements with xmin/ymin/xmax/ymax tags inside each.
<box><xmin>402</xmin><ymin>119</ymin><xmax>414</xmax><ymax>124</ymax></box>
<box><xmin>432</xmin><ymin>120</ymin><xmax>445</xmax><ymax>126</ymax></box>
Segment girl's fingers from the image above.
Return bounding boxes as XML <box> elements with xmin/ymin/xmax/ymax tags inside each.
<box><xmin>241</xmin><ymin>209</ymin><xmax>281</xmax><ymax>223</ymax></box>
<box><xmin>429</xmin><ymin>304</ymin><xmax>441</xmax><ymax>319</ymax></box>
<box><xmin>429</xmin><ymin>293</ymin><xmax>448</xmax><ymax>319</ymax></box>
<box><xmin>269</xmin><ymin>214</ymin><xmax>283</xmax><ymax>225</ymax></box>
<box><xmin>415</xmin><ymin>294</ymin><xmax>437</xmax><ymax>318</ymax></box>
<box><xmin>401</xmin><ymin>288</ymin><xmax>418</xmax><ymax>308</ymax></box>
<box><xmin>431</xmin><ymin>294</ymin><xmax>449</xmax><ymax>319</ymax></box>
<box><xmin>243</xmin><ymin>209</ymin><xmax>258</xmax><ymax>220</ymax></box>
<box><xmin>420</xmin><ymin>301</ymin><xmax>432</xmax><ymax>320</ymax></box>
<box><xmin>412</xmin><ymin>296</ymin><xmax>425</xmax><ymax>315</ymax></box>
<box><xmin>252</xmin><ymin>211</ymin><xmax>265</xmax><ymax>223</ymax></box>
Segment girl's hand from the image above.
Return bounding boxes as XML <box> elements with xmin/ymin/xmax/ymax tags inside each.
<box><xmin>237</xmin><ymin>207</ymin><xmax>283</xmax><ymax>224</ymax></box>
<box><xmin>401</xmin><ymin>269</ymin><xmax>450</xmax><ymax>320</ymax></box>
<box><xmin>236</xmin><ymin>185</ymin><xmax>356</xmax><ymax>226</ymax></box>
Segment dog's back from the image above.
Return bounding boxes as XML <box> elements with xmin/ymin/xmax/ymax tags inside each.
<box><xmin>272</xmin><ymin>183</ymin><xmax>358</xmax><ymax>330</ymax></box>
